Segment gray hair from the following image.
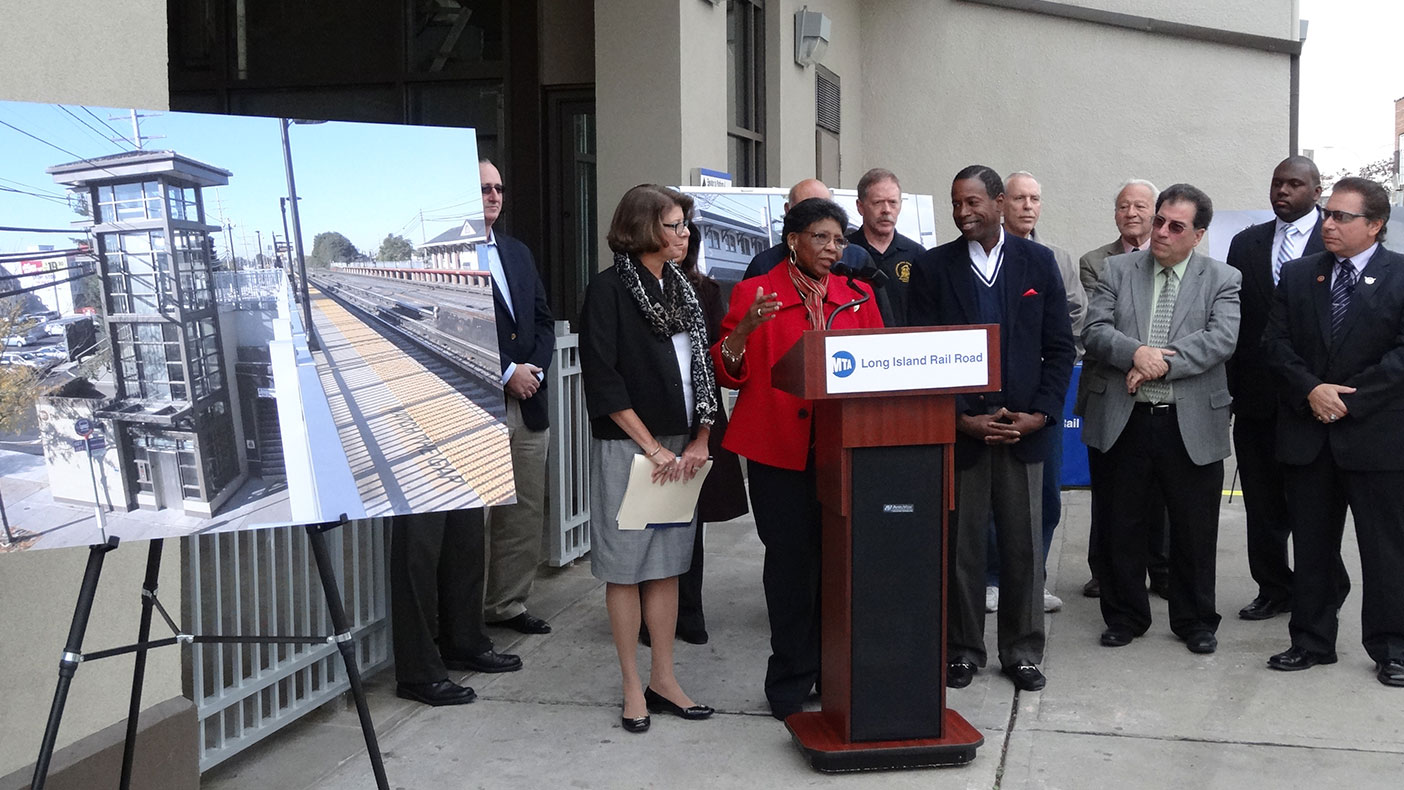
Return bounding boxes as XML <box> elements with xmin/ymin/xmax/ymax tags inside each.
<box><xmin>1005</xmin><ymin>171</ymin><xmax>1039</xmax><ymax>190</ymax></box>
<box><xmin>1117</xmin><ymin>179</ymin><xmax>1159</xmax><ymax>203</ymax></box>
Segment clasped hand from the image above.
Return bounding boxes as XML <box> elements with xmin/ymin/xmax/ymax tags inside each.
<box><xmin>648</xmin><ymin>436</ymin><xmax>710</xmax><ymax>484</ymax></box>
<box><xmin>1126</xmin><ymin>345</ymin><xmax>1176</xmax><ymax>394</ymax></box>
<box><xmin>958</xmin><ymin>408</ymin><xmax>1044</xmax><ymax>445</ymax></box>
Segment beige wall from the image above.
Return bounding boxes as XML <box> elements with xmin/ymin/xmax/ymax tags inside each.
<box><xmin>857</xmin><ymin>0</ymin><xmax>1295</xmax><ymax>260</ymax></box>
<box><xmin>765</xmin><ymin>0</ymin><xmax>864</xmax><ymax>191</ymax></box>
<box><xmin>0</xmin><ymin>0</ymin><xmax>179</xmax><ymax>777</ymax></box>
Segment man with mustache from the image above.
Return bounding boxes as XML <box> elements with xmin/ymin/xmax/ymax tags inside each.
<box><xmin>846</xmin><ymin>167</ymin><xmax>924</xmax><ymax>327</ymax></box>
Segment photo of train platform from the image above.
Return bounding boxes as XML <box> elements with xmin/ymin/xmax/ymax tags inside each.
<box><xmin>0</xmin><ymin>101</ymin><xmax>514</xmax><ymax>552</ymax></box>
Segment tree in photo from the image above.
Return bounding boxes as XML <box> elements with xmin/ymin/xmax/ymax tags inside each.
<box><xmin>376</xmin><ymin>233</ymin><xmax>415</xmax><ymax>262</ymax></box>
<box><xmin>308</xmin><ymin>231</ymin><xmax>362</xmax><ymax>268</ymax></box>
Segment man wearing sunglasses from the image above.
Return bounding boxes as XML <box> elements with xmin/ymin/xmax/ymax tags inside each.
<box><xmin>1225</xmin><ymin>157</ymin><xmax>1333</xmax><ymax>624</ymax></box>
<box><xmin>1263</xmin><ymin>177</ymin><xmax>1404</xmax><ymax>688</ymax></box>
<box><xmin>1082</xmin><ymin>183</ymin><xmax>1240</xmax><ymax>656</ymax></box>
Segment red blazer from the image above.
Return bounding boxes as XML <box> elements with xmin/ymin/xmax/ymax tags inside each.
<box><xmin>712</xmin><ymin>264</ymin><xmax>884</xmax><ymax>471</ymax></box>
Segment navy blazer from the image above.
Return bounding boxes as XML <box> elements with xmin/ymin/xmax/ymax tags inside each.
<box><xmin>1225</xmin><ymin>211</ymin><xmax>1324</xmax><ymax>415</ymax></box>
<box><xmin>1264</xmin><ymin>246</ymin><xmax>1404</xmax><ymax>471</ymax></box>
<box><xmin>492</xmin><ymin>232</ymin><xmax>555</xmax><ymax>431</ymax></box>
<box><xmin>907</xmin><ymin>235</ymin><xmax>1075</xmax><ymax>468</ymax></box>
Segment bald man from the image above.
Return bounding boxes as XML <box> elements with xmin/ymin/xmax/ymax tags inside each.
<box><xmin>743</xmin><ymin>178</ymin><xmax>875</xmax><ymax>280</ymax></box>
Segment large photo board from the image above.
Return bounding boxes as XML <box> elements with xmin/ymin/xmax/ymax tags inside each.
<box><xmin>0</xmin><ymin>101</ymin><xmax>514</xmax><ymax>552</ymax></box>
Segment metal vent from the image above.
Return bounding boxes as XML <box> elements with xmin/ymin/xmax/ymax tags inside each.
<box><xmin>816</xmin><ymin>67</ymin><xmax>840</xmax><ymax>134</ymax></box>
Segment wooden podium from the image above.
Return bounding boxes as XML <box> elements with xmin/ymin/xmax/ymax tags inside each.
<box><xmin>771</xmin><ymin>324</ymin><xmax>998</xmax><ymax>772</ymax></box>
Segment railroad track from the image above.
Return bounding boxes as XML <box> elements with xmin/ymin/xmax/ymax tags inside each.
<box><xmin>308</xmin><ymin>274</ymin><xmax>500</xmax><ymax>387</ymax></box>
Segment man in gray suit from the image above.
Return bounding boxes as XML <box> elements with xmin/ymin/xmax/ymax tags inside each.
<box><xmin>1082</xmin><ymin>183</ymin><xmax>1241</xmax><ymax>654</ymax></box>
<box><xmin>1076</xmin><ymin>179</ymin><xmax>1171</xmax><ymax>601</ymax></box>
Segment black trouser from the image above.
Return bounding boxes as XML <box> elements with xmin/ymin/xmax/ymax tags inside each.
<box><xmin>1284</xmin><ymin>450</ymin><xmax>1403</xmax><ymax>663</ymax></box>
<box><xmin>1099</xmin><ymin>405</ymin><xmax>1222</xmax><ymax>638</ymax></box>
<box><xmin>677</xmin><ymin>522</ymin><xmax>707</xmax><ymax>634</ymax></box>
<box><xmin>748</xmin><ymin>459</ymin><xmax>822</xmax><ymax>709</ymax></box>
<box><xmin>1087</xmin><ymin>446</ymin><xmax>1170</xmax><ymax>585</ymax></box>
<box><xmin>390</xmin><ymin>509</ymin><xmax>493</xmax><ymax>684</ymax></box>
<box><xmin>1232</xmin><ymin>414</ymin><xmax>1294</xmax><ymax>603</ymax></box>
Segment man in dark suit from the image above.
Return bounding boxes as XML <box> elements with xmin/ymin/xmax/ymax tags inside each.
<box><xmin>478</xmin><ymin>159</ymin><xmax>556</xmax><ymax>636</ymax></box>
<box><xmin>908</xmin><ymin>165</ymin><xmax>1075</xmax><ymax>692</ymax></box>
<box><xmin>1076</xmin><ymin>179</ymin><xmax>1172</xmax><ymax>601</ymax></box>
<box><xmin>1225</xmin><ymin>156</ymin><xmax>1329</xmax><ymax>621</ymax></box>
<box><xmin>1081</xmin><ymin>183</ymin><xmax>1240</xmax><ymax>655</ymax></box>
<box><xmin>1262</xmin><ymin>177</ymin><xmax>1404</xmax><ymax>687</ymax></box>
<box><xmin>846</xmin><ymin>167</ymin><xmax>925</xmax><ymax>327</ymax></box>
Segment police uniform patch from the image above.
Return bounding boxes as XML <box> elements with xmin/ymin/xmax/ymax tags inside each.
<box><xmin>896</xmin><ymin>261</ymin><xmax>912</xmax><ymax>283</ymax></box>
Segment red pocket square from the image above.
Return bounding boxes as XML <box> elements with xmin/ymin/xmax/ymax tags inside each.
<box><xmin>1022</xmin><ymin>288</ymin><xmax>1039</xmax><ymax>296</ymax></box>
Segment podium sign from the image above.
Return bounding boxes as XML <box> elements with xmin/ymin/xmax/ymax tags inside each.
<box><xmin>823</xmin><ymin>329</ymin><xmax>990</xmax><ymax>394</ymax></box>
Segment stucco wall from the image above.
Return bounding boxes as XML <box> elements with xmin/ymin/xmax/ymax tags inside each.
<box><xmin>0</xmin><ymin>0</ymin><xmax>179</xmax><ymax>777</ymax></box>
<box><xmin>858</xmin><ymin>0</ymin><xmax>1296</xmax><ymax>259</ymax></box>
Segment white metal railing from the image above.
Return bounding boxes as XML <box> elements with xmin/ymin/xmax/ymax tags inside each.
<box><xmin>184</xmin><ymin>518</ymin><xmax>392</xmax><ymax>772</ymax></box>
<box><xmin>545</xmin><ymin>321</ymin><xmax>590</xmax><ymax>566</ymax></box>
<box><xmin>214</xmin><ymin>268</ymin><xmax>286</xmax><ymax>309</ymax></box>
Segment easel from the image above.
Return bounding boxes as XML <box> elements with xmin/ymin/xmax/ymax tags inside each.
<box><xmin>31</xmin><ymin>518</ymin><xmax>390</xmax><ymax>790</ymax></box>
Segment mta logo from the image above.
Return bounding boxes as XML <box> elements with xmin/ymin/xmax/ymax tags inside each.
<box><xmin>831</xmin><ymin>350</ymin><xmax>856</xmax><ymax>377</ymax></box>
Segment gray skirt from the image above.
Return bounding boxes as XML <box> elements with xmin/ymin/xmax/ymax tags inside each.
<box><xmin>589</xmin><ymin>434</ymin><xmax>697</xmax><ymax>584</ymax></box>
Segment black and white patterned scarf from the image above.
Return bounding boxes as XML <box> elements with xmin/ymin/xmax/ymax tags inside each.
<box><xmin>614</xmin><ymin>252</ymin><xmax>718</xmax><ymax>427</ymax></box>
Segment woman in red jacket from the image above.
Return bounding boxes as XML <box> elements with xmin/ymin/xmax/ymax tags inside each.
<box><xmin>711</xmin><ymin>198</ymin><xmax>883</xmax><ymax>720</ymax></box>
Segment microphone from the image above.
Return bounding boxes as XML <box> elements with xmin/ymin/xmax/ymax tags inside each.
<box><xmin>830</xmin><ymin>261</ymin><xmax>889</xmax><ymax>287</ymax></box>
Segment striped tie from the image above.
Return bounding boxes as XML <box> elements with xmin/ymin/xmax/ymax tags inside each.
<box><xmin>1331</xmin><ymin>259</ymin><xmax>1357</xmax><ymax>338</ymax></box>
<box><xmin>1140</xmin><ymin>268</ymin><xmax>1179</xmax><ymax>403</ymax></box>
<box><xmin>1273</xmin><ymin>225</ymin><xmax>1297</xmax><ymax>284</ymax></box>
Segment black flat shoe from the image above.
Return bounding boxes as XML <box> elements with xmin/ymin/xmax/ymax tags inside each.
<box><xmin>677</xmin><ymin>627</ymin><xmax>710</xmax><ymax>645</ymax></box>
<box><xmin>644</xmin><ymin>686</ymin><xmax>714</xmax><ymax>719</ymax></box>
<box><xmin>1185</xmin><ymin>631</ymin><xmax>1218</xmax><ymax>654</ymax></box>
<box><xmin>621</xmin><ymin>714</ymin><xmax>651</xmax><ymax>733</ymax></box>
<box><xmin>1100</xmin><ymin>627</ymin><xmax>1135</xmax><ymax>648</ymax></box>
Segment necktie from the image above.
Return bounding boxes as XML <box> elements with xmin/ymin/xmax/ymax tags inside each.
<box><xmin>1140</xmin><ymin>268</ymin><xmax>1179</xmax><ymax>403</ymax></box>
<box><xmin>1331</xmin><ymin>258</ymin><xmax>1357</xmax><ymax>338</ymax></box>
<box><xmin>1273</xmin><ymin>225</ymin><xmax>1297</xmax><ymax>284</ymax></box>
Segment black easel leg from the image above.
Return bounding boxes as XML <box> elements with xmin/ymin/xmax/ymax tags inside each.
<box><xmin>32</xmin><ymin>536</ymin><xmax>120</xmax><ymax>790</ymax></box>
<box><xmin>306</xmin><ymin>523</ymin><xmax>390</xmax><ymax>790</ymax></box>
<box><xmin>119</xmin><ymin>538</ymin><xmax>163</xmax><ymax>790</ymax></box>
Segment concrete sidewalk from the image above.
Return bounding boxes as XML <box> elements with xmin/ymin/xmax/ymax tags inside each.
<box><xmin>202</xmin><ymin>489</ymin><xmax>1404</xmax><ymax>790</ymax></box>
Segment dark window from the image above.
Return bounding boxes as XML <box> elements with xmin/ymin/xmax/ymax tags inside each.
<box><xmin>727</xmin><ymin>0</ymin><xmax>765</xmax><ymax>187</ymax></box>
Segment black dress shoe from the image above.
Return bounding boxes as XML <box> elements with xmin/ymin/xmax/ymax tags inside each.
<box><xmin>1267</xmin><ymin>645</ymin><xmax>1338</xmax><ymax>671</ymax></box>
<box><xmin>443</xmin><ymin>649</ymin><xmax>523</xmax><ymax>673</ymax></box>
<box><xmin>621</xmin><ymin>714</ymin><xmax>651</xmax><ymax>733</ymax></box>
<box><xmin>1082</xmin><ymin>577</ymin><xmax>1101</xmax><ymax>598</ymax></box>
<box><xmin>644</xmin><ymin>686</ymin><xmax>714</xmax><ymax>719</ymax></box>
<box><xmin>1002</xmin><ymin>663</ymin><xmax>1046</xmax><ymax>691</ymax></box>
<box><xmin>946</xmin><ymin>659</ymin><xmax>977</xmax><ymax>688</ymax></box>
<box><xmin>1376</xmin><ymin>659</ymin><xmax>1404</xmax><ymax>687</ymax></box>
<box><xmin>396</xmin><ymin>679</ymin><xmax>476</xmax><ymax>706</ymax></box>
<box><xmin>1100</xmin><ymin>627</ymin><xmax>1134</xmax><ymax>648</ymax></box>
<box><xmin>769</xmin><ymin>701</ymin><xmax>801</xmax><ymax>721</ymax></box>
<box><xmin>1185</xmin><ymin>631</ymin><xmax>1218</xmax><ymax>654</ymax></box>
<box><xmin>487</xmin><ymin>611</ymin><xmax>552</xmax><ymax>634</ymax></box>
<box><xmin>1238</xmin><ymin>596</ymin><xmax>1291</xmax><ymax>620</ymax></box>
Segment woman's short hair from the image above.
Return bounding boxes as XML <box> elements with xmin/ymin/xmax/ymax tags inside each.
<box><xmin>782</xmin><ymin>197</ymin><xmax>849</xmax><ymax>238</ymax></box>
<box><xmin>607</xmin><ymin>184</ymin><xmax>695</xmax><ymax>254</ymax></box>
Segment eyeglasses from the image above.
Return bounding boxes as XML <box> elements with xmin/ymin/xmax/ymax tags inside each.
<box><xmin>662</xmin><ymin>220</ymin><xmax>690</xmax><ymax>236</ymax></box>
<box><xmin>1151</xmin><ymin>215</ymin><xmax>1192</xmax><ymax>235</ymax></box>
<box><xmin>481</xmin><ymin>184</ymin><xmax>505</xmax><ymax>195</ymax></box>
<box><xmin>1323</xmin><ymin>209</ymin><xmax>1369</xmax><ymax>224</ymax></box>
<box><xmin>804</xmin><ymin>232</ymin><xmax>848</xmax><ymax>250</ymax></box>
